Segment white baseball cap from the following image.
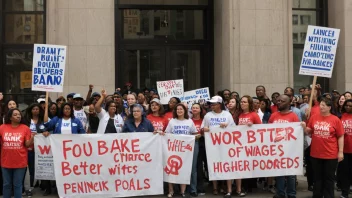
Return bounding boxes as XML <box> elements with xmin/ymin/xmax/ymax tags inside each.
<box><xmin>207</xmin><ymin>96</ymin><xmax>223</xmax><ymax>104</ymax></box>
<box><xmin>73</xmin><ymin>94</ymin><xmax>83</xmax><ymax>100</ymax></box>
<box><xmin>37</xmin><ymin>98</ymin><xmax>45</xmax><ymax>103</ymax></box>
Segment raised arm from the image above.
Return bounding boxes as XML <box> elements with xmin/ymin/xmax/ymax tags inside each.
<box><xmin>86</xmin><ymin>84</ymin><xmax>93</xmax><ymax>105</ymax></box>
<box><xmin>95</xmin><ymin>89</ymin><xmax>107</xmax><ymax>113</ymax></box>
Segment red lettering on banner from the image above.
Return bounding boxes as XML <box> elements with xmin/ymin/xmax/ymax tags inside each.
<box><xmin>115</xmin><ymin>178</ymin><xmax>150</xmax><ymax>192</ymax></box>
<box><xmin>113</xmin><ymin>153</ymin><xmax>152</xmax><ymax>163</ymax></box>
<box><xmin>228</xmin><ymin>147</ymin><xmax>243</xmax><ymax>158</ymax></box>
<box><xmin>62</xmin><ymin>161</ymin><xmax>102</xmax><ymax>176</ymax></box>
<box><xmin>131</xmin><ymin>139</ymin><xmax>140</xmax><ymax>152</ymax></box>
<box><xmin>63</xmin><ymin>181</ymin><xmax>109</xmax><ymax>194</ymax></box>
<box><xmin>252</xmin><ymin>157</ymin><xmax>300</xmax><ymax>170</ymax></box>
<box><xmin>111</xmin><ymin>139</ymin><xmax>140</xmax><ymax>153</ymax></box>
<box><xmin>63</xmin><ymin>140</ymin><xmax>72</xmax><ymax>160</ymax></box>
<box><xmin>247</xmin><ymin>130</ymin><xmax>256</xmax><ymax>143</ymax></box>
<box><xmin>210</xmin><ymin>131</ymin><xmax>242</xmax><ymax>146</ymax></box>
<box><xmin>98</xmin><ymin>140</ymin><xmax>108</xmax><ymax>155</ymax></box>
<box><xmin>213</xmin><ymin>161</ymin><xmax>251</xmax><ymax>172</ymax></box>
<box><xmin>63</xmin><ymin>141</ymin><xmax>93</xmax><ymax>159</ymax></box>
<box><xmin>244</xmin><ymin>145</ymin><xmax>282</xmax><ymax>157</ymax></box>
<box><xmin>38</xmin><ymin>145</ymin><xmax>51</xmax><ymax>155</ymax></box>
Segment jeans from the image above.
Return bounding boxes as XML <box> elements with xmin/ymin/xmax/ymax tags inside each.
<box><xmin>275</xmin><ymin>175</ymin><xmax>296</xmax><ymax>197</ymax></box>
<box><xmin>311</xmin><ymin>157</ymin><xmax>337</xmax><ymax>198</ymax></box>
<box><xmin>340</xmin><ymin>153</ymin><xmax>352</xmax><ymax>197</ymax></box>
<box><xmin>2</xmin><ymin>167</ymin><xmax>26</xmax><ymax>198</ymax></box>
<box><xmin>190</xmin><ymin>141</ymin><xmax>199</xmax><ymax>193</ymax></box>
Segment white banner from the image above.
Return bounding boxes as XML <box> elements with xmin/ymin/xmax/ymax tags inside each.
<box><xmin>34</xmin><ymin>135</ymin><xmax>55</xmax><ymax>180</ymax></box>
<box><xmin>32</xmin><ymin>44</ymin><xmax>66</xmax><ymax>92</ymax></box>
<box><xmin>180</xmin><ymin>87</ymin><xmax>210</xmax><ymax>109</ymax></box>
<box><xmin>299</xmin><ymin>25</ymin><xmax>340</xmax><ymax>78</ymax></box>
<box><xmin>156</xmin><ymin>79</ymin><xmax>184</xmax><ymax>104</ymax></box>
<box><xmin>204</xmin><ymin>123</ymin><xmax>304</xmax><ymax>180</ymax></box>
<box><xmin>49</xmin><ymin>133</ymin><xmax>163</xmax><ymax>198</ymax></box>
<box><xmin>162</xmin><ymin>134</ymin><xmax>195</xmax><ymax>184</ymax></box>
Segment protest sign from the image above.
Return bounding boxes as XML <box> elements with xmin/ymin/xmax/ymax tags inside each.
<box><xmin>204</xmin><ymin>123</ymin><xmax>303</xmax><ymax>180</ymax></box>
<box><xmin>162</xmin><ymin>134</ymin><xmax>195</xmax><ymax>184</ymax></box>
<box><xmin>49</xmin><ymin>133</ymin><xmax>163</xmax><ymax>198</ymax></box>
<box><xmin>32</xmin><ymin>44</ymin><xmax>66</xmax><ymax>92</ymax></box>
<box><xmin>180</xmin><ymin>87</ymin><xmax>210</xmax><ymax>109</ymax></box>
<box><xmin>299</xmin><ymin>25</ymin><xmax>340</xmax><ymax>78</ymax></box>
<box><xmin>34</xmin><ymin>135</ymin><xmax>55</xmax><ymax>180</ymax></box>
<box><xmin>157</xmin><ymin>79</ymin><xmax>184</xmax><ymax>104</ymax></box>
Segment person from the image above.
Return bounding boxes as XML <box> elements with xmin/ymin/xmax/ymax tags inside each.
<box><xmin>137</xmin><ymin>92</ymin><xmax>149</xmax><ymax>111</ymax></box>
<box><xmin>230</xmin><ymin>91</ymin><xmax>240</xmax><ymax>100</ymax></box>
<box><xmin>255</xmin><ymin>85</ymin><xmax>268</xmax><ymax>99</ymax></box>
<box><xmin>0</xmin><ymin>108</ymin><xmax>34</xmax><ymax>198</ymax></box>
<box><xmin>55</xmin><ymin>96</ymin><xmax>66</xmax><ymax>109</ymax></box>
<box><xmin>336</xmin><ymin>95</ymin><xmax>346</xmax><ymax>118</ymax></box>
<box><xmin>165</xmin><ymin>97</ymin><xmax>181</xmax><ymax>121</ymax></box>
<box><xmin>344</xmin><ymin>92</ymin><xmax>352</xmax><ymax>100</ymax></box>
<box><xmin>190</xmin><ymin>103</ymin><xmax>206</xmax><ymax>196</ymax></box>
<box><xmin>122</xmin><ymin>94</ymin><xmax>138</xmax><ymax>120</ymax></box>
<box><xmin>299</xmin><ymin>87</ymin><xmax>306</xmax><ymax>95</ymax></box>
<box><xmin>37</xmin><ymin>98</ymin><xmax>46</xmax><ymax>110</ymax></box>
<box><xmin>302</xmin><ymin>98</ymin><xmax>344</xmax><ymax>198</ymax></box>
<box><xmin>238</xmin><ymin>95</ymin><xmax>262</xmax><ymax>196</ymax></box>
<box><xmin>164</xmin><ymin>103</ymin><xmax>199</xmax><ymax>198</ymax></box>
<box><xmin>252</xmin><ymin>97</ymin><xmax>264</xmax><ymax>121</ymax></box>
<box><xmin>66</xmin><ymin>93</ymin><xmax>75</xmax><ymax>105</ymax></box>
<box><xmin>44</xmin><ymin>103</ymin><xmax>86</xmax><ymax>134</ymax></box>
<box><xmin>332</xmin><ymin>90</ymin><xmax>340</xmax><ymax>99</ymax></box>
<box><xmin>222</xmin><ymin>89</ymin><xmax>231</xmax><ymax>106</ymax></box>
<box><xmin>271</xmin><ymin>92</ymin><xmax>280</xmax><ymax>113</ymax></box>
<box><xmin>283</xmin><ymin>87</ymin><xmax>302</xmax><ymax>121</ymax></box>
<box><xmin>87</xmin><ymin>104</ymin><xmax>99</xmax><ymax>133</ymax></box>
<box><xmin>95</xmin><ymin>90</ymin><xmax>124</xmax><ymax>134</ymax></box>
<box><xmin>73</xmin><ymin>94</ymin><xmax>88</xmax><ymax>131</ymax></box>
<box><xmin>339</xmin><ymin>99</ymin><xmax>352</xmax><ymax>198</ymax></box>
<box><xmin>146</xmin><ymin>98</ymin><xmax>168</xmax><ymax>132</ymax></box>
<box><xmin>1</xmin><ymin>100</ymin><xmax>18</xmax><ymax>124</ymax></box>
<box><xmin>48</xmin><ymin>102</ymin><xmax>59</xmax><ymax>118</ymax></box>
<box><xmin>259</xmin><ymin>98</ymin><xmax>271</xmax><ymax>124</ymax></box>
<box><xmin>113</xmin><ymin>92</ymin><xmax>124</xmax><ymax>114</ymax></box>
<box><xmin>201</xmin><ymin>96</ymin><xmax>235</xmax><ymax>198</ymax></box>
<box><xmin>268</xmin><ymin>95</ymin><xmax>299</xmax><ymax>198</ymax></box>
<box><xmin>122</xmin><ymin>104</ymin><xmax>154</xmax><ymax>132</ymax></box>
<box><xmin>227</xmin><ymin>98</ymin><xmax>240</xmax><ymax>125</ymax></box>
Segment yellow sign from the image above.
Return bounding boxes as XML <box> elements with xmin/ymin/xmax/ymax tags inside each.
<box><xmin>20</xmin><ymin>71</ymin><xmax>32</xmax><ymax>89</ymax></box>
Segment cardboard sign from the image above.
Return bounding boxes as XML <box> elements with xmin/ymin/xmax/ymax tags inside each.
<box><xmin>34</xmin><ymin>135</ymin><xmax>55</xmax><ymax>180</ymax></box>
<box><xmin>49</xmin><ymin>133</ymin><xmax>163</xmax><ymax>198</ymax></box>
<box><xmin>299</xmin><ymin>25</ymin><xmax>340</xmax><ymax>78</ymax></box>
<box><xmin>162</xmin><ymin>134</ymin><xmax>195</xmax><ymax>184</ymax></box>
<box><xmin>156</xmin><ymin>79</ymin><xmax>184</xmax><ymax>104</ymax></box>
<box><xmin>204</xmin><ymin>123</ymin><xmax>304</xmax><ymax>180</ymax></box>
<box><xmin>32</xmin><ymin>44</ymin><xmax>66</xmax><ymax>92</ymax></box>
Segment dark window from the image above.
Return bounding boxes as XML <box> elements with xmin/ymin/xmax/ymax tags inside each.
<box><xmin>292</xmin><ymin>0</ymin><xmax>328</xmax><ymax>92</ymax></box>
<box><xmin>0</xmin><ymin>0</ymin><xmax>46</xmax><ymax>105</ymax></box>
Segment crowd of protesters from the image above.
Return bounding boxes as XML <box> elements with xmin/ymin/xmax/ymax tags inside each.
<box><xmin>0</xmin><ymin>82</ymin><xmax>351</xmax><ymax>198</ymax></box>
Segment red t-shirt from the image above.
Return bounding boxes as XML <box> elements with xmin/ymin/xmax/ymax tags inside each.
<box><xmin>0</xmin><ymin>124</ymin><xmax>31</xmax><ymax>168</ymax></box>
<box><xmin>192</xmin><ymin>118</ymin><xmax>203</xmax><ymax>134</ymax></box>
<box><xmin>341</xmin><ymin>113</ymin><xmax>352</xmax><ymax>153</ymax></box>
<box><xmin>146</xmin><ymin>114</ymin><xmax>168</xmax><ymax>132</ymax></box>
<box><xmin>268</xmin><ymin>112</ymin><xmax>299</xmax><ymax>123</ymax></box>
<box><xmin>164</xmin><ymin>112</ymin><xmax>173</xmax><ymax>122</ymax></box>
<box><xmin>308</xmin><ymin>114</ymin><xmax>344</xmax><ymax>159</ymax></box>
<box><xmin>310</xmin><ymin>101</ymin><xmax>320</xmax><ymax>118</ymax></box>
<box><xmin>271</xmin><ymin>105</ymin><xmax>278</xmax><ymax>113</ymax></box>
<box><xmin>238</xmin><ymin>112</ymin><xmax>262</xmax><ymax>125</ymax></box>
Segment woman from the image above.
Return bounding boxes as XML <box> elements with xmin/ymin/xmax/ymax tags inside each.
<box><xmin>227</xmin><ymin>98</ymin><xmax>241</xmax><ymax>125</ymax></box>
<box><xmin>146</xmin><ymin>98</ymin><xmax>168</xmax><ymax>132</ymax></box>
<box><xmin>191</xmin><ymin>103</ymin><xmax>206</xmax><ymax>196</ymax></box>
<box><xmin>230</xmin><ymin>92</ymin><xmax>240</xmax><ymax>100</ymax></box>
<box><xmin>122</xmin><ymin>104</ymin><xmax>154</xmax><ymax>132</ymax></box>
<box><xmin>165</xmin><ymin>97</ymin><xmax>181</xmax><ymax>121</ymax></box>
<box><xmin>339</xmin><ymin>99</ymin><xmax>352</xmax><ymax>198</ymax></box>
<box><xmin>1</xmin><ymin>100</ymin><xmax>18</xmax><ymax>124</ymax></box>
<box><xmin>95</xmin><ymin>90</ymin><xmax>124</xmax><ymax>134</ymax></box>
<box><xmin>259</xmin><ymin>98</ymin><xmax>271</xmax><ymax>124</ymax></box>
<box><xmin>302</xmin><ymin>98</ymin><xmax>344</xmax><ymax>198</ymax></box>
<box><xmin>0</xmin><ymin>108</ymin><xmax>34</xmax><ymax>198</ymax></box>
<box><xmin>49</xmin><ymin>102</ymin><xmax>59</xmax><ymax>118</ymax></box>
<box><xmin>165</xmin><ymin>104</ymin><xmax>198</xmax><ymax>198</ymax></box>
<box><xmin>44</xmin><ymin>103</ymin><xmax>86</xmax><ymax>134</ymax></box>
<box><xmin>344</xmin><ymin>92</ymin><xmax>352</xmax><ymax>100</ymax></box>
<box><xmin>137</xmin><ymin>92</ymin><xmax>149</xmax><ymax>111</ymax></box>
<box><xmin>122</xmin><ymin>94</ymin><xmax>138</xmax><ymax>120</ymax></box>
<box><xmin>238</xmin><ymin>95</ymin><xmax>262</xmax><ymax>196</ymax></box>
<box><xmin>336</xmin><ymin>95</ymin><xmax>346</xmax><ymax>118</ymax></box>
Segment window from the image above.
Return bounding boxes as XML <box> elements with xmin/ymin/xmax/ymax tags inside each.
<box><xmin>292</xmin><ymin>0</ymin><xmax>328</xmax><ymax>92</ymax></box>
<box><xmin>0</xmin><ymin>0</ymin><xmax>46</xmax><ymax>105</ymax></box>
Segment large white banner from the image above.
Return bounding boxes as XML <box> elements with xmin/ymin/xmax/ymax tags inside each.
<box><xmin>49</xmin><ymin>133</ymin><xmax>163</xmax><ymax>198</ymax></box>
<box><xmin>204</xmin><ymin>123</ymin><xmax>304</xmax><ymax>180</ymax></box>
<box><xmin>162</xmin><ymin>134</ymin><xmax>195</xmax><ymax>184</ymax></box>
<box><xmin>32</xmin><ymin>44</ymin><xmax>66</xmax><ymax>92</ymax></box>
<box><xmin>299</xmin><ymin>25</ymin><xmax>340</xmax><ymax>78</ymax></box>
<box><xmin>34</xmin><ymin>135</ymin><xmax>55</xmax><ymax>180</ymax></box>
<box><xmin>156</xmin><ymin>79</ymin><xmax>184</xmax><ymax>104</ymax></box>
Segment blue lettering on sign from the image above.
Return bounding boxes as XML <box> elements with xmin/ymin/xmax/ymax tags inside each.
<box><xmin>33</xmin><ymin>75</ymin><xmax>62</xmax><ymax>85</ymax></box>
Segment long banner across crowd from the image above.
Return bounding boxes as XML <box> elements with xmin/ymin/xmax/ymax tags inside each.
<box><xmin>34</xmin><ymin>123</ymin><xmax>303</xmax><ymax>197</ymax></box>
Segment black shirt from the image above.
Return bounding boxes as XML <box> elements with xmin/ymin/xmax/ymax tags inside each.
<box><xmin>105</xmin><ymin>118</ymin><xmax>116</xmax><ymax>133</ymax></box>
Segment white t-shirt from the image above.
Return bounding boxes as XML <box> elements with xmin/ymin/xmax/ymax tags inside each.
<box><xmin>74</xmin><ymin>109</ymin><xmax>88</xmax><ymax>130</ymax></box>
<box><xmin>30</xmin><ymin>119</ymin><xmax>37</xmax><ymax>133</ymax></box>
<box><xmin>97</xmin><ymin>109</ymin><xmax>124</xmax><ymax>134</ymax></box>
<box><xmin>201</xmin><ymin>111</ymin><xmax>235</xmax><ymax>129</ymax></box>
<box><xmin>61</xmin><ymin>118</ymin><xmax>72</xmax><ymax>134</ymax></box>
<box><xmin>165</xmin><ymin>118</ymin><xmax>197</xmax><ymax>135</ymax></box>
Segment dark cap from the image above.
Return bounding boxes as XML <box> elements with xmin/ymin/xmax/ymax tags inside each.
<box><xmin>92</xmin><ymin>92</ymin><xmax>101</xmax><ymax>97</ymax></box>
<box><xmin>67</xmin><ymin>93</ymin><xmax>75</xmax><ymax>98</ymax></box>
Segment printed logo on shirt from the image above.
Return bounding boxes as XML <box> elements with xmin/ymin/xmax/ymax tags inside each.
<box><xmin>3</xmin><ymin>132</ymin><xmax>23</xmax><ymax>149</ymax></box>
<box><xmin>152</xmin><ymin>121</ymin><xmax>164</xmax><ymax>131</ymax></box>
<box><xmin>342</xmin><ymin>120</ymin><xmax>352</xmax><ymax>135</ymax></box>
<box><xmin>238</xmin><ymin>118</ymin><xmax>250</xmax><ymax>125</ymax></box>
<box><xmin>114</xmin><ymin>119</ymin><xmax>123</xmax><ymax>128</ymax></box>
<box><xmin>313</xmin><ymin>121</ymin><xmax>331</xmax><ymax>139</ymax></box>
<box><xmin>272</xmin><ymin>119</ymin><xmax>290</xmax><ymax>123</ymax></box>
<box><xmin>173</xmin><ymin>125</ymin><xmax>190</xmax><ymax>135</ymax></box>
<box><xmin>209</xmin><ymin>118</ymin><xmax>227</xmax><ymax>126</ymax></box>
<box><xmin>63</xmin><ymin>123</ymin><xmax>70</xmax><ymax>127</ymax></box>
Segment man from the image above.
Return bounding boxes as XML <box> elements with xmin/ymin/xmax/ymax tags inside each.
<box><xmin>67</xmin><ymin>93</ymin><xmax>75</xmax><ymax>105</ymax></box>
<box><xmin>73</xmin><ymin>94</ymin><xmax>88</xmax><ymax>132</ymax></box>
<box><xmin>91</xmin><ymin>92</ymin><xmax>101</xmax><ymax>104</ymax></box>
<box><xmin>299</xmin><ymin>87</ymin><xmax>306</xmax><ymax>96</ymax></box>
<box><xmin>269</xmin><ymin>95</ymin><xmax>300</xmax><ymax>198</ymax></box>
<box><xmin>271</xmin><ymin>92</ymin><xmax>280</xmax><ymax>113</ymax></box>
<box><xmin>256</xmin><ymin>85</ymin><xmax>268</xmax><ymax>99</ymax></box>
<box><xmin>253</xmin><ymin>97</ymin><xmax>264</xmax><ymax>121</ymax></box>
<box><xmin>284</xmin><ymin>87</ymin><xmax>302</xmax><ymax>121</ymax></box>
<box><xmin>201</xmin><ymin>96</ymin><xmax>239</xmax><ymax>198</ymax></box>
<box><xmin>332</xmin><ymin>90</ymin><xmax>340</xmax><ymax>98</ymax></box>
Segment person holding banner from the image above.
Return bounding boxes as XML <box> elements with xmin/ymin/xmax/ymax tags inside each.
<box><xmin>201</xmin><ymin>96</ymin><xmax>236</xmax><ymax>198</ymax></box>
<box><xmin>0</xmin><ymin>108</ymin><xmax>34</xmax><ymax>198</ymax></box>
<box><xmin>268</xmin><ymin>95</ymin><xmax>300</xmax><ymax>198</ymax></box>
<box><xmin>147</xmin><ymin>98</ymin><xmax>168</xmax><ymax>132</ymax></box>
<box><xmin>44</xmin><ymin>103</ymin><xmax>86</xmax><ymax>134</ymax></box>
<box><xmin>165</xmin><ymin>97</ymin><xmax>181</xmax><ymax>121</ymax></box>
<box><xmin>238</xmin><ymin>95</ymin><xmax>262</xmax><ymax>196</ymax></box>
<box><xmin>302</xmin><ymin>97</ymin><xmax>344</xmax><ymax>198</ymax></box>
<box><xmin>339</xmin><ymin>99</ymin><xmax>352</xmax><ymax>198</ymax></box>
<box><xmin>164</xmin><ymin>103</ymin><xmax>198</xmax><ymax>197</ymax></box>
<box><xmin>122</xmin><ymin>104</ymin><xmax>154</xmax><ymax>133</ymax></box>
<box><xmin>95</xmin><ymin>89</ymin><xmax>124</xmax><ymax>134</ymax></box>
